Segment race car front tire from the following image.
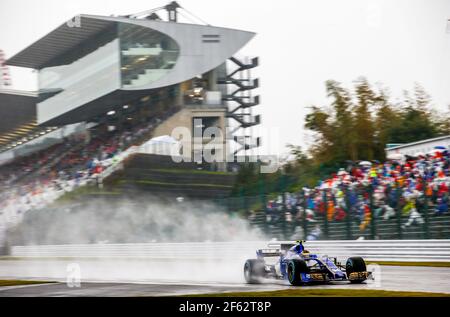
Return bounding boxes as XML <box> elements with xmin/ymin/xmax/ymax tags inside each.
<box><xmin>244</xmin><ymin>259</ymin><xmax>265</xmax><ymax>284</ymax></box>
<box><xmin>346</xmin><ymin>256</ymin><xmax>367</xmax><ymax>284</ymax></box>
<box><xmin>287</xmin><ymin>259</ymin><xmax>309</xmax><ymax>286</ymax></box>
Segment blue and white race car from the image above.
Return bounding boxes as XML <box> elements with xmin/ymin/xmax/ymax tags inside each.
<box><xmin>244</xmin><ymin>241</ymin><xmax>372</xmax><ymax>285</ymax></box>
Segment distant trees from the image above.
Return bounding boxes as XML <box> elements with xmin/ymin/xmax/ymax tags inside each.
<box><xmin>304</xmin><ymin>78</ymin><xmax>449</xmax><ymax>166</ymax></box>
<box><xmin>234</xmin><ymin>78</ymin><xmax>449</xmax><ymax>192</ymax></box>
<box><xmin>273</xmin><ymin>78</ymin><xmax>450</xmax><ymax>187</ymax></box>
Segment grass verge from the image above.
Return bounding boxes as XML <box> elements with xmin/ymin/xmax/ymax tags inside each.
<box><xmin>149</xmin><ymin>168</ymin><xmax>232</xmax><ymax>176</ymax></box>
<box><xmin>56</xmin><ymin>185</ymin><xmax>122</xmax><ymax>202</ymax></box>
<box><xmin>0</xmin><ymin>280</ymin><xmax>56</xmax><ymax>287</ymax></box>
<box><xmin>188</xmin><ymin>289</ymin><xmax>450</xmax><ymax>297</ymax></box>
<box><xmin>119</xmin><ymin>179</ymin><xmax>232</xmax><ymax>188</ymax></box>
<box><xmin>368</xmin><ymin>261</ymin><xmax>450</xmax><ymax>268</ymax></box>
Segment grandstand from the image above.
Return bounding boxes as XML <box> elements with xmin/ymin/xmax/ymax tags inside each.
<box><xmin>0</xmin><ymin>5</ymin><xmax>260</xmax><ymax>182</ymax></box>
<box><xmin>2</xmin><ymin>6</ymin><xmax>260</xmax><ymax>157</ymax></box>
<box><xmin>3</xmin><ymin>2</ymin><xmax>447</xmax><ymax>248</ymax></box>
<box><xmin>246</xmin><ymin>146</ymin><xmax>450</xmax><ymax>240</ymax></box>
<box><xmin>0</xmin><ymin>2</ymin><xmax>262</xmax><ymax>247</ymax></box>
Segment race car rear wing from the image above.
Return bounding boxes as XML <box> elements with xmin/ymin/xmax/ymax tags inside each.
<box><xmin>267</xmin><ymin>242</ymin><xmax>296</xmax><ymax>251</ymax></box>
<box><xmin>256</xmin><ymin>248</ymin><xmax>282</xmax><ymax>258</ymax></box>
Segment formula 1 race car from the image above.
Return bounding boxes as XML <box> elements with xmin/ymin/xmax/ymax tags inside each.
<box><xmin>244</xmin><ymin>241</ymin><xmax>372</xmax><ymax>285</ymax></box>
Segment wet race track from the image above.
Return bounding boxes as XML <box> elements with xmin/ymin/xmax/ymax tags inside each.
<box><xmin>0</xmin><ymin>258</ymin><xmax>449</xmax><ymax>296</ymax></box>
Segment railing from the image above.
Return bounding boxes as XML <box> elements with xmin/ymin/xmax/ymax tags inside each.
<box><xmin>9</xmin><ymin>240</ymin><xmax>450</xmax><ymax>262</ymax></box>
<box><xmin>246</xmin><ymin>212</ymin><xmax>450</xmax><ymax>241</ymax></box>
<box><xmin>96</xmin><ymin>146</ymin><xmax>139</xmax><ymax>187</ymax></box>
<box><xmin>222</xmin><ymin>176</ymin><xmax>450</xmax><ymax>241</ymax></box>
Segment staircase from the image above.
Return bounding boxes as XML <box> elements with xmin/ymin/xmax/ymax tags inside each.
<box><xmin>121</xmin><ymin>45</ymin><xmax>178</xmax><ymax>88</ymax></box>
<box><xmin>123</xmin><ymin>69</ymin><xmax>172</xmax><ymax>87</ymax></box>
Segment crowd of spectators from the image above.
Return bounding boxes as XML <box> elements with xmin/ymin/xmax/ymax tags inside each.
<box><xmin>260</xmin><ymin>146</ymin><xmax>450</xmax><ymax>238</ymax></box>
<box><xmin>0</xmin><ymin>110</ymin><xmax>175</xmax><ymax>228</ymax></box>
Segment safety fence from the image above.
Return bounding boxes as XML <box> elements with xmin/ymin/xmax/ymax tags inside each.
<box><xmin>215</xmin><ymin>175</ymin><xmax>450</xmax><ymax>241</ymax></box>
<box><xmin>10</xmin><ymin>240</ymin><xmax>450</xmax><ymax>262</ymax></box>
<box><xmin>246</xmin><ymin>210</ymin><xmax>450</xmax><ymax>241</ymax></box>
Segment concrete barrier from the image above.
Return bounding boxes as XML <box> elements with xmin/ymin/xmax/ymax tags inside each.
<box><xmin>10</xmin><ymin>240</ymin><xmax>450</xmax><ymax>262</ymax></box>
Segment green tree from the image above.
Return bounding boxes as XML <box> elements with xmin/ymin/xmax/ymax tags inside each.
<box><xmin>373</xmin><ymin>87</ymin><xmax>400</xmax><ymax>160</ymax></box>
<box><xmin>301</xmin><ymin>79</ymin><xmax>443</xmax><ymax>171</ymax></box>
<box><xmin>285</xmin><ymin>145</ymin><xmax>321</xmax><ymax>188</ymax></box>
<box><xmin>388</xmin><ymin>85</ymin><xmax>437</xmax><ymax>143</ymax></box>
<box><xmin>304</xmin><ymin>106</ymin><xmax>334</xmax><ymax>164</ymax></box>
<box><xmin>326</xmin><ymin>80</ymin><xmax>357</xmax><ymax>161</ymax></box>
<box><xmin>353</xmin><ymin>77</ymin><xmax>377</xmax><ymax>160</ymax></box>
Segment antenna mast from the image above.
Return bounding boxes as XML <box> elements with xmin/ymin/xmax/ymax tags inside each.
<box><xmin>165</xmin><ymin>1</ymin><xmax>181</xmax><ymax>22</ymax></box>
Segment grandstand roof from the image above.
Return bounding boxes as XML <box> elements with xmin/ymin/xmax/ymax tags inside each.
<box><xmin>0</xmin><ymin>90</ymin><xmax>38</xmax><ymax>149</ymax></box>
<box><xmin>0</xmin><ymin>89</ymin><xmax>37</xmax><ymax>133</ymax></box>
<box><xmin>5</xmin><ymin>13</ymin><xmax>255</xmax><ymax>127</ymax></box>
<box><xmin>6</xmin><ymin>15</ymin><xmax>255</xmax><ymax>71</ymax></box>
<box><xmin>6</xmin><ymin>17</ymin><xmax>116</xmax><ymax>69</ymax></box>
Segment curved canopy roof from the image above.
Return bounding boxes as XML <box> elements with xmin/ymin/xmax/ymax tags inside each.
<box><xmin>6</xmin><ymin>15</ymin><xmax>255</xmax><ymax>71</ymax></box>
<box><xmin>6</xmin><ymin>14</ymin><xmax>256</xmax><ymax>127</ymax></box>
<box><xmin>6</xmin><ymin>16</ymin><xmax>116</xmax><ymax>69</ymax></box>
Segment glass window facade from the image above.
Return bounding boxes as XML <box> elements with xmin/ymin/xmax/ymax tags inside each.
<box><xmin>37</xmin><ymin>39</ymin><xmax>121</xmax><ymax>124</ymax></box>
<box><xmin>35</xmin><ymin>21</ymin><xmax>181</xmax><ymax>124</ymax></box>
<box><xmin>119</xmin><ymin>23</ymin><xmax>180</xmax><ymax>88</ymax></box>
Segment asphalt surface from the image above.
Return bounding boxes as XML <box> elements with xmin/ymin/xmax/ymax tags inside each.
<box><xmin>0</xmin><ymin>259</ymin><xmax>449</xmax><ymax>296</ymax></box>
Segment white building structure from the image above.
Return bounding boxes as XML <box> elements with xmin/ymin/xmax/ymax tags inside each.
<box><xmin>385</xmin><ymin>135</ymin><xmax>450</xmax><ymax>158</ymax></box>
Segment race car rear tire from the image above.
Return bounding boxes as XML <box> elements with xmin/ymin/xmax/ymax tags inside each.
<box><xmin>287</xmin><ymin>259</ymin><xmax>309</xmax><ymax>286</ymax></box>
<box><xmin>244</xmin><ymin>259</ymin><xmax>265</xmax><ymax>284</ymax></box>
<box><xmin>346</xmin><ymin>256</ymin><xmax>367</xmax><ymax>284</ymax></box>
